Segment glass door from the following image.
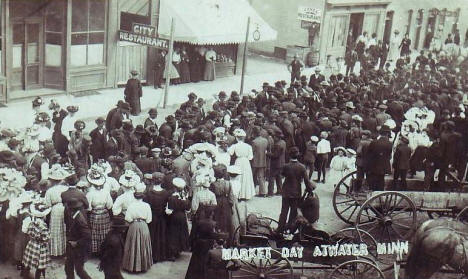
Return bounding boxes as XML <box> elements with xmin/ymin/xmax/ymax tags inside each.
<box><xmin>10</xmin><ymin>19</ymin><xmax>43</xmax><ymax>91</ymax></box>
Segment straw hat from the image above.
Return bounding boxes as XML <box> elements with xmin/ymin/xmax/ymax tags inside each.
<box><xmin>233</xmin><ymin>128</ymin><xmax>246</xmax><ymax>138</ymax></box>
<box><xmin>334</xmin><ymin>146</ymin><xmax>347</xmax><ymax>154</ymax></box>
<box><xmin>48</xmin><ymin>164</ymin><xmax>74</xmax><ymax>181</ymax></box>
<box><xmin>134</xmin><ymin>182</ymin><xmax>146</xmax><ymax>198</ymax></box>
<box><xmin>30</xmin><ymin>200</ymin><xmax>51</xmax><ymax>218</ymax></box>
<box><xmin>310</xmin><ymin>136</ymin><xmax>319</xmax><ymax>142</ymax></box>
<box><xmin>87</xmin><ymin>169</ymin><xmax>106</xmax><ymax>186</ymax></box>
<box><xmin>346</xmin><ymin>148</ymin><xmax>356</xmax><ymax>155</ymax></box>
<box><xmin>172</xmin><ymin>177</ymin><xmax>186</xmax><ymax>189</ymax></box>
<box><xmin>119</xmin><ymin>170</ymin><xmax>140</xmax><ymax>188</ymax></box>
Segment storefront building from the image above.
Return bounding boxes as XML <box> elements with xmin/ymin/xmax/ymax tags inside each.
<box><xmin>249</xmin><ymin>0</ymin><xmax>468</xmax><ymax>66</ymax></box>
<box><xmin>0</xmin><ymin>0</ymin><xmax>275</xmax><ymax>103</ymax></box>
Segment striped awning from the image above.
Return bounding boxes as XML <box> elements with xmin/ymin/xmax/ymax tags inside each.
<box><xmin>158</xmin><ymin>0</ymin><xmax>277</xmax><ymax>45</ymax></box>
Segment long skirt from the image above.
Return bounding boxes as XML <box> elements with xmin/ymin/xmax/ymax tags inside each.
<box><xmin>214</xmin><ymin>196</ymin><xmax>232</xmax><ymax>234</ymax></box>
<box><xmin>128</xmin><ymin>97</ymin><xmax>141</xmax><ymax>116</ymax></box>
<box><xmin>22</xmin><ymin>240</ymin><xmax>50</xmax><ymax>269</ymax></box>
<box><xmin>123</xmin><ymin>220</ymin><xmax>153</xmax><ymax>272</ymax></box>
<box><xmin>235</xmin><ymin>157</ymin><xmax>255</xmax><ymax>200</ymax></box>
<box><xmin>167</xmin><ymin>211</ymin><xmax>189</xmax><ymax>258</ymax></box>
<box><xmin>179</xmin><ymin>61</ymin><xmax>191</xmax><ymax>83</ymax></box>
<box><xmin>149</xmin><ymin>214</ymin><xmax>167</xmax><ymax>262</ymax></box>
<box><xmin>203</xmin><ymin>61</ymin><xmax>215</xmax><ymax>81</ymax></box>
<box><xmin>49</xmin><ymin>203</ymin><xmax>66</xmax><ymax>256</ymax></box>
<box><xmin>90</xmin><ymin>209</ymin><xmax>111</xmax><ymax>254</ymax></box>
<box><xmin>13</xmin><ymin>230</ymin><xmax>29</xmax><ymax>262</ymax></box>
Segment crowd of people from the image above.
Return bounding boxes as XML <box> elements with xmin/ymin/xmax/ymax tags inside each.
<box><xmin>0</xmin><ymin>34</ymin><xmax>467</xmax><ymax>279</ymax></box>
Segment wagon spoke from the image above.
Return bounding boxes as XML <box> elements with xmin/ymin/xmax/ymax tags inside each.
<box><xmin>348</xmin><ymin>206</ymin><xmax>358</xmax><ymax>220</ymax></box>
<box><xmin>389</xmin><ymin>224</ymin><xmax>405</xmax><ymax>239</ymax></box>
<box><xmin>264</xmin><ymin>263</ymin><xmax>288</xmax><ymax>274</ymax></box>
<box><xmin>339</xmin><ymin>204</ymin><xmax>354</xmax><ymax>215</ymax></box>
<box><xmin>388</xmin><ymin>197</ymin><xmax>405</xmax><ymax>215</ymax></box>
<box><xmin>239</xmin><ymin>267</ymin><xmax>258</xmax><ymax>275</ymax></box>
<box><xmin>336</xmin><ymin>198</ymin><xmax>356</xmax><ymax>205</ymax></box>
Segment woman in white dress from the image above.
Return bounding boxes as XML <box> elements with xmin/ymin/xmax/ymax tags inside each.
<box><xmin>228</xmin><ymin>129</ymin><xmax>255</xmax><ymax>200</ymax></box>
<box><xmin>203</xmin><ymin>47</ymin><xmax>216</xmax><ymax>81</ymax></box>
<box><xmin>227</xmin><ymin>165</ymin><xmax>244</xmax><ymax>245</ymax></box>
<box><xmin>328</xmin><ymin>147</ymin><xmax>349</xmax><ymax>187</ymax></box>
<box><xmin>44</xmin><ymin>181</ymin><xmax>68</xmax><ymax>257</ymax></box>
<box><xmin>388</xmin><ymin>30</ymin><xmax>402</xmax><ymax>63</ymax></box>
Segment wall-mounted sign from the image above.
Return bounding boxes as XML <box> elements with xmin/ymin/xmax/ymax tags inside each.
<box><xmin>118</xmin><ymin>23</ymin><xmax>169</xmax><ymax>49</ymax></box>
<box><xmin>298</xmin><ymin>6</ymin><xmax>321</xmax><ymax>23</ymax></box>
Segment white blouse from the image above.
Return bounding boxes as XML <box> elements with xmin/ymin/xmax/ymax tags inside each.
<box><xmin>112</xmin><ymin>190</ymin><xmax>135</xmax><ymax>216</ymax></box>
<box><xmin>125</xmin><ymin>200</ymin><xmax>152</xmax><ymax>223</ymax></box>
<box><xmin>45</xmin><ymin>185</ymin><xmax>68</xmax><ymax>206</ymax></box>
<box><xmin>86</xmin><ymin>188</ymin><xmax>113</xmax><ymax>211</ymax></box>
<box><xmin>103</xmin><ymin>176</ymin><xmax>120</xmax><ymax>193</ymax></box>
<box><xmin>228</xmin><ymin>142</ymin><xmax>253</xmax><ymax>160</ymax></box>
<box><xmin>61</xmin><ymin>115</ymin><xmax>77</xmax><ymax>140</ymax></box>
<box><xmin>317</xmin><ymin>139</ymin><xmax>331</xmax><ymax>154</ymax></box>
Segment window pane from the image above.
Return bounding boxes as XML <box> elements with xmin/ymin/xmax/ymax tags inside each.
<box><xmin>45</xmin><ymin>44</ymin><xmax>62</xmax><ymax>66</ymax></box>
<box><xmin>12</xmin><ymin>45</ymin><xmax>22</xmax><ymax>68</ymax></box>
<box><xmin>89</xmin><ymin>32</ymin><xmax>104</xmax><ymax>44</ymax></box>
<box><xmin>72</xmin><ymin>0</ymin><xmax>88</xmax><ymax>32</ymax></box>
<box><xmin>46</xmin><ymin>0</ymin><xmax>64</xmax><ymax>32</ymax></box>
<box><xmin>71</xmin><ymin>45</ymin><xmax>87</xmax><ymax>66</ymax></box>
<box><xmin>46</xmin><ymin>32</ymin><xmax>62</xmax><ymax>45</ymax></box>
<box><xmin>13</xmin><ymin>24</ymin><xmax>25</xmax><ymax>44</ymax></box>
<box><xmin>89</xmin><ymin>0</ymin><xmax>105</xmax><ymax>31</ymax></box>
<box><xmin>27</xmin><ymin>24</ymin><xmax>39</xmax><ymax>43</ymax></box>
<box><xmin>71</xmin><ymin>33</ymin><xmax>88</xmax><ymax>45</ymax></box>
<box><xmin>88</xmin><ymin>44</ymin><xmax>103</xmax><ymax>65</ymax></box>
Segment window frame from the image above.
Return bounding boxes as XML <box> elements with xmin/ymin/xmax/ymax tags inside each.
<box><xmin>70</xmin><ymin>0</ymin><xmax>107</xmax><ymax>67</ymax></box>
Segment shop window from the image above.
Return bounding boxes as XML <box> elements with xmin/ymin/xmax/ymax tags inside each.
<box><xmin>329</xmin><ymin>15</ymin><xmax>348</xmax><ymax>48</ymax></box>
<box><xmin>71</xmin><ymin>0</ymin><xmax>106</xmax><ymax>66</ymax></box>
<box><xmin>363</xmin><ymin>14</ymin><xmax>380</xmax><ymax>37</ymax></box>
<box><xmin>45</xmin><ymin>0</ymin><xmax>64</xmax><ymax>67</ymax></box>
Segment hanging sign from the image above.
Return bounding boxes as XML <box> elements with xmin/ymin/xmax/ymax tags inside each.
<box><xmin>118</xmin><ymin>23</ymin><xmax>169</xmax><ymax>49</ymax></box>
<box><xmin>298</xmin><ymin>6</ymin><xmax>321</xmax><ymax>23</ymax></box>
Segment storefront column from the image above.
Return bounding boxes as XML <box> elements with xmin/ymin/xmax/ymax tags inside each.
<box><xmin>106</xmin><ymin>0</ymin><xmax>118</xmax><ymax>87</ymax></box>
<box><xmin>3</xmin><ymin>0</ymin><xmax>10</xmax><ymax>102</ymax></box>
<box><xmin>64</xmin><ymin>0</ymin><xmax>71</xmax><ymax>93</ymax></box>
<box><xmin>146</xmin><ymin>0</ymin><xmax>160</xmax><ymax>86</ymax></box>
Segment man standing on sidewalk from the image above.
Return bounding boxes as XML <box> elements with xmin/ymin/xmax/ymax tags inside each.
<box><xmin>288</xmin><ymin>54</ymin><xmax>304</xmax><ymax>84</ymax></box>
<box><xmin>153</xmin><ymin>50</ymin><xmax>166</xmax><ymax>89</ymax></box>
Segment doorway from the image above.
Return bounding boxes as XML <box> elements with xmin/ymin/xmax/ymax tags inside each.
<box><xmin>383</xmin><ymin>11</ymin><xmax>394</xmax><ymax>44</ymax></box>
<box><xmin>347</xmin><ymin>13</ymin><xmax>364</xmax><ymax>51</ymax></box>
<box><xmin>11</xmin><ymin>19</ymin><xmax>43</xmax><ymax>91</ymax></box>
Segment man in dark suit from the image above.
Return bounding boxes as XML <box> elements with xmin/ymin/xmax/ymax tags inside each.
<box><xmin>308</xmin><ymin>67</ymin><xmax>325</xmax><ymax>90</ymax></box>
<box><xmin>251</xmin><ymin>127</ymin><xmax>269</xmax><ymax>197</ymax></box>
<box><xmin>89</xmin><ymin>117</ymin><xmax>107</xmax><ymax>163</ymax></box>
<box><xmin>153</xmin><ymin>50</ymin><xmax>166</xmax><ymax>89</ymax></box>
<box><xmin>134</xmin><ymin>146</ymin><xmax>158</xmax><ymax>174</ymax></box>
<box><xmin>392</xmin><ymin>136</ymin><xmax>411</xmax><ymax>190</ymax></box>
<box><xmin>105</xmin><ymin>100</ymin><xmax>123</xmax><ymax>132</ymax></box>
<box><xmin>438</xmin><ymin>121</ymin><xmax>463</xmax><ymax>188</ymax></box>
<box><xmin>124</xmin><ymin>70</ymin><xmax>143</xmax><ymax>116</ymax></box>
<box><xmin>277</xmin><ymin>147</ymin><xmax>315</xmax><ymax>233</ymax></box>
<box><xmin>288</xmin><ymin>54</ymin><xmax>304</xmax><ymax>84</ymax></box>
<box><xmin>61</xmin><ymin>175</ymin><xmax>89</xmax><ymax>215</ymax></box>
<box><xmin>64</xmin><ymin>199</ymin><xmax>92</xmax><ymax>279</ymax></box>
<box><xmin>366</xmin><ymin>125</ymin><xmax>393</xmax><ymax>191</ymax></box>
<box><xmin>99</xmin><ymin>218</ymin><xmax>126</xmax><ymax>279</ymax></box>
<box><xmin>108</xmin><ymin>103</ymin><xmax>130</xmax><ymax>132</ymax></box>
<box><xmin>268</xmin><ymin>130</ymin><xmax>286</xmax><ymax>196</ymax></box>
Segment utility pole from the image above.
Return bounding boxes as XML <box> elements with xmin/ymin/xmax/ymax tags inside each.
<box><xmin>239</xmin><ymin>17</ymin><xmax>250</xmax><ymax>96</ymax></box>
<box><xmin>163</xmin><ymin>18</ymin><xmax>175</xmax><ymax>108</ymax></box>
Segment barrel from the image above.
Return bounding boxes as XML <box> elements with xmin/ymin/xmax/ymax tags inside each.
<box><xmin>307</xmin><ymin>51</ymin><xmax>319</xmax><ymax>67</ymax></box>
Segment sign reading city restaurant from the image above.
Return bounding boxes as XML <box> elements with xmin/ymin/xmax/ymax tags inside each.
<box><xmin>298</xmin><ymin>6</ymin><xmax>322</xmax><ymax>23</ymax></box>
<box><xmin>118</xmin><ymin>23</ymin><xmax>169</xmax><ymax>49</ymax></box>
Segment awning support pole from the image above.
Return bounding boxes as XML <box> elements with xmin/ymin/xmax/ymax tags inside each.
<box><xmin>163</xmin><ymin>18</ymin><xmax>175</xmax><ymax>108</ymax></box>
<box><xmin>240</xmin><ymin>17</ymin><xmax>250</xmax><ymax>96</ymax></box>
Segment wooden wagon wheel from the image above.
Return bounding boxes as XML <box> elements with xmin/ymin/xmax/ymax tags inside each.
<box><xmin>328</xmin><ymin>259</ymin><xmax>385</xmax><ymax>279</ymax></box>
<box><xmin>333</xmin><ymin>171</ymin><xmax>368</xmax><ymax>224</ymax></box>
<box><xmin>229</xmin><ymin>249</ymin><xmax>293</xmax><ymax>279</ymax></box>
<box><xmin>356</xmin><ymin>191</ymin><xmax>417</xmax><ymax>243</ymax></box>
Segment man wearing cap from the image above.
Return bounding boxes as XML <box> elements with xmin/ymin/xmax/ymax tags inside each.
<box><xmin>105</xmin><ymin>101</ymin><xmax>124</xmax><ymax>131</ymax></box>
<box><xmin>64</xmin><ymin>198</ymin><xmax>92</xmax><ymax>279</ymax></box>
<box><xmin>89</xmin><ymin>117</ymin><xmax>107</xmax><ymax>162</ymax></box>
<box><xmin>309</xmin><ymin>67</ymin><xmax>325</xmax><ymax>91</ymax></box>
<box><xmin>288</xmin><ymin>54</ymin><xmax>304</xmax><ymax>84</ymax></box>
<box><xmin>124</xmin><ymin>70</ymin><xmax>143</xmax><ymax>116</ymax></box>
<box><xmin>267</xmin><ymin>130</ymin><xmax>286</xmax><ymax>196</ymax></box>
<box><xmin>366</xmin><ymin>125</ymin><xmax>393</xmax><ymax>191</ymax></box>
<box><xmin>213</xmin><ymin>91</ymin><xmax>228</xmax><ymax>111</ymax></box>
<box><xmin>277</xmin><ymin>147</ymin><xmax>315</xmax><ymax>233</ymax></box>
<box><xmin>375</xmin><ymin>104</ymin><xmax>391</xmax><ymax>127</ymax></box>
<box><xmin>354</xmin><ymin>130</ymin><xmax>372</xmax><ymax>191</ymax></box>
<box><xmin>392</xmin><ymin>136</ymin><xmax>411</xmax><ymax>190</ymax></box>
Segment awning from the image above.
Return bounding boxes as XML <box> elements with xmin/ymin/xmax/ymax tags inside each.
<box><xmin>158</xmin><ymin>0</ymin><xmax>277</xmax><ymax>45</ymax></box>
<box><xmin>327</xmin><ymin>0</ymin><xmax>391</xmax><ymax>6</ymax></box>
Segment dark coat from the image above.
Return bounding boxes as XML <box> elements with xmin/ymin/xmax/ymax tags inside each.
<box><xmin>308</xmin><ymin>73</ymin><xmax>325</xmax><ymax>90</ymax></box>
<box><xmin>61</xmin><ymin>188</ymin><xmax>89</xmax><ymax>215</ymax></box>
<box><xmin>134</xmin><ymin>157</ymin><xmax>159</xmax><ymax>174</ymax></box>
<box><xmin>367</xmin><ymin>136</ymin><xmax>393</xmax><ymax>175</ymax></box>
<box><xmin>269</xmin><ymin>139</ymin><xmax>286</xmax><ymax>170</ymax></box>
<box><xmin>124</xmin><ymin>78</ymin><xmax>142</xmax><ymax>116</ymax></box>
<box><xmin>99</xmin><ymin>230</ymin><xmax>124</xmax><ymax>279</ymax></box>
<box><xmin>109</xmin><ymin>111</ymin><xmax>126</xmax><ymax>131</ymax></box>
<box><xmin>64</xmin><ymin>210</ymin><xmax>91</xmax><ymax>258</ymax></box>
<box><xmin>105</xmin><ymin>107</ymin><xmax>119</xmax><ymax>131</ymax></box>
<box><xmin>393</xmin><ymin>143</ymin><xmax>412</xmax><ymax>170</ymax></box>
<box><xmin>251</xmin><ymin>136</ymin><xmax>269</xmax><ymax>168</ymax></box>
<box><xmin>281</xmin><ymin>160</ymin><xmax>313</xmax><ymax>198</ymax></box>
<box><xmin>89</xmin><ymin>128</ymin><xmax>107</xmax><ymax>161</ymax></box>
<box><xmin>159</xmin><ymin>123</ymin><xmax>174</xmax><ymax>139</ymax></box>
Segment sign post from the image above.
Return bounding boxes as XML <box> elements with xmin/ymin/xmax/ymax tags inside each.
<box><xmin>163</xmin><ymin>18</ymin><xmax>175</xmax><ymax>109</ymax></box>
<box><xmin>240</xmin><ymin>17</ymin><xmax>250</xmax><ymax>96</ymax></box>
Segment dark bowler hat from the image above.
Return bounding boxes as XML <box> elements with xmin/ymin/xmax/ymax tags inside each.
<box><xmin>130</xmin><ymin>70</ymin><xmax>139</xmax><ymax>76</ymax></box>
<box><xmin>32</xmin><ymin>96</ymin><xmax>43</xmax><ymax>107</ymax></box>
<box><xmin>148</xmin><ymin>108</ymin><xmax>158</xmax><ymax>115</ymax></box>
<box><xmin>134</xmin><ymin>125</ymin><xmax>146</xmax><ymax>134</ymax></box>
<box><xmin>289</xmin><ymin>146</ymin><xmax>300</xmax><ymax>158</ymax></box>
<box><xmin>120</xmin><ymin>102</ymin><xmax>131</xmax><ymax>111</ymax></box>
<box><xmin>188</xmin><ymin>92</ymin><xmax>197</xmax><ymax>99</ymax></box>
<box><xmin>218</xmin><ymin>91</ymin><xmax>227</xmax><ymax>98</ymax></box>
